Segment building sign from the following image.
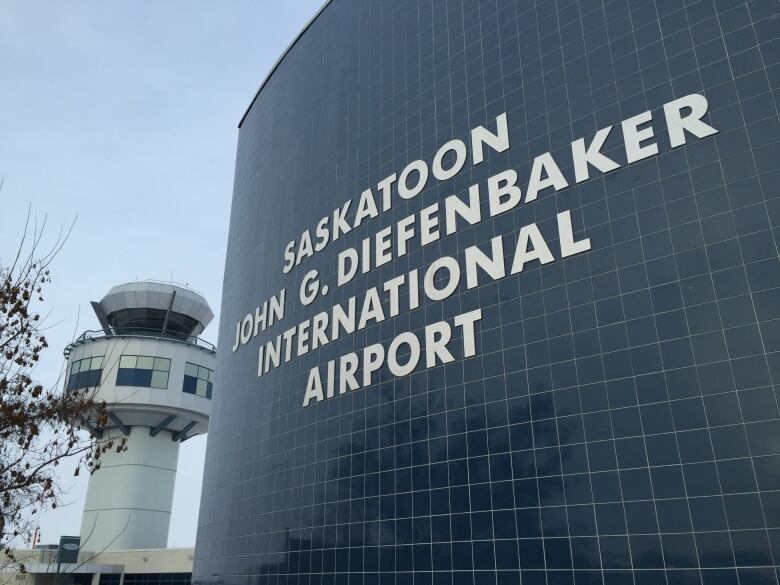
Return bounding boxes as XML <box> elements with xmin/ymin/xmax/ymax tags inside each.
<box><xmin>231</xmin><ymin>93</ymin><xmax>718</xmax><ymax>407</ymax></box>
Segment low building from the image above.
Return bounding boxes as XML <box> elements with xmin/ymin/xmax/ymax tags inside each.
<box><xmin>2</xmin><ymin>546</ymin><xmax>194</xmax><ymax>585</ymax></box>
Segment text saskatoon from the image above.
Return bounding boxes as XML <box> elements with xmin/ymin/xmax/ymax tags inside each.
<box><xmin>231</xmin><ymin>93</ymin><xmax>719</xmax><ymax>408</ymax></box>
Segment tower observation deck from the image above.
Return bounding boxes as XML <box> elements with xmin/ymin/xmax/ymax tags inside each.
<box><xmin>64</xmin><ymin>281</ymin><xmax>216</xmax><ymax>552</ymax></box>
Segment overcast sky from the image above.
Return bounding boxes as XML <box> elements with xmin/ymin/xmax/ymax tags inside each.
<box><xmin>0</xmin><ymin>1</ymin><xmax>323</xmax><ymax>547</ymax></box>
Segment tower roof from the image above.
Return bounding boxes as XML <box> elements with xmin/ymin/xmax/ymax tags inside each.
<box><xmin>97</xmin><ymin>281</ymin><xmax>214</xmax><ymax>337</ymax></box>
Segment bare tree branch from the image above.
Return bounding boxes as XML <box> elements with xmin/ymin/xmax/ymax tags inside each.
<box><xmin>0</xmin><ymin>199</ymin><xmax>126</xmax><ymax>572</ymax></box>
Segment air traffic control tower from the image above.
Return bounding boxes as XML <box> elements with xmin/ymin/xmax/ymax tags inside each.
<box><xmin>63</xmin><ymin>281</ymin><xmax>216</xmax><ymax>552</ymax></box>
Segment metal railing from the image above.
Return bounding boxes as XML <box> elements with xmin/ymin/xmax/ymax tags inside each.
<box><xmin>134</xmin><ymin>278</ymin><xmax>205</xmax><ymax>297</ymax></box>
<box><xmin>64</xmin><ymin>328</ymin><xmax>217</xmax><ymax>357</ymax></box>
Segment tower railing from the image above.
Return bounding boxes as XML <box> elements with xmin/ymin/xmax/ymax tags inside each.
<box><xmin>64</xmin><ymin>328</ymin><xmax>217</xmax><ymax>358</ymax></box>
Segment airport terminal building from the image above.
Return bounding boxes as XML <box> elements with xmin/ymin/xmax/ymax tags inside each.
<box><xmin>195</xmin><ymin>0</ymin><xmax>780</xmax><ymax>583</ymax></box>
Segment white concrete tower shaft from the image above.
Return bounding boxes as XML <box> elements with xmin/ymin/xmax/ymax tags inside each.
<box><xmin>64</xmin><ymin>281</ymin><xmax>215</xmax><ymax>552</ymax></box>
<box><xmin>80</xmin><ymin>427</ymin><xmax>180</xmax><ymax>550</ymax></box>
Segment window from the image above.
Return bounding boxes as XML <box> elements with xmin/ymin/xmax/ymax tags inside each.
<box><xmin>107</xmin><ymin>307</ymin><xmax>200</xmax><ymax>339</ymax></box>
<box><xmin>66</xmin><ymin>356</ymin><xmax>103</xmax><ymax>391</ymax></box>
<box><xmin>116</xmin><ymin>355</ymin><xmax>170</xmax><ymax>389</ymax></box>
<box><xmin>183</xmin><ymin>362</ymin><xmax>213</xmax><ymax>399</ymax></box>
<box><xmin>122</xmin><ymin>573</ymin><xmax>190</xmax><ymax>585</ymax></box>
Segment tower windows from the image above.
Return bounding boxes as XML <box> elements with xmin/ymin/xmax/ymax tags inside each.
<box><xmin>116</xmin><ymin>355</ymin><xmax>170</xmax><ymax>389</ymax></box>
<box><xmin>183</xmin><ymin>363</ymin><xmax>213</xmax><ymax>399</ymax></box>
<box><xmin>66</xmin><ymin>356</ymin><xmax>104</xmax><ymax>391</ymax></box>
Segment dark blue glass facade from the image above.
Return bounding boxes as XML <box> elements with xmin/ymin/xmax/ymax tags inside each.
<box><xmin>195</xmin><ymin>0</ymin><xmax>780</xmax><ymax>583</ymax></box>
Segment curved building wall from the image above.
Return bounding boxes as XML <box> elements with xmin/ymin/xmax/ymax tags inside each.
<box><xmin>195</xmin><ymin>0</ymin><xmax>780</xmax><ymax>583</ymax></box>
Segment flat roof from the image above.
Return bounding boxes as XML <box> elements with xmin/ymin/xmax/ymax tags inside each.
<box><xmin>24</xmin><ymin>563</ymin><xmax>125</xmax><ymax>574</ymax></box>
<box><xmin>238</xmin><ymin>0</ymin><xmax>335</xmax><ymax>128</ymax></box>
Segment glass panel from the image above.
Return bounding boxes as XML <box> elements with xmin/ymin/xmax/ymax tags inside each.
<box><xmin>207</xmin><ymin>369</ymin><xmax>214</xmax><ymax>383</ymax></box>
<box><xmin>71</xmin><ymin>361</ymin><xmax>80</xmax><ymax>374</ymax></box>
<box><xmin>153</xmin><ymin>357</ymin><xmax>170</xmax><ymax>372</ymax></box>
<box><xmin>119</xmin><ymin>355</ymin><xmax>137</xmax><ymax>369</ymax></box>
<box><xmin>86</xmin><ymin>370</ymin><xmax>102</xmax><ymax>387</ymax></box>
<box><xmin>184</xmin><ymin>363</ymin><xmax>199</xmax><ymax>377</ymax></box>
<box><xmin>133</xmin><ymin>369</ymin><xmax>153</xmax><ymax>387</ymax></box>
<box><xmin>151</xmin><ymin>371</ymin><xmax>169</xmax><ymax>390</ymax></box>
<box><xmin>196</xmin><ymin>379</ymin><xmax>207</xmax><ymax>397</ymax></box>
<box><xmin>116</xmin><ymin>369</ymin><xmax>134</xmax><ymax>386</ymax></box>
<box><xmin>182</xmin><ymin>376</ymin><xmax>197</xmax><ymax>394</ymax></box>
<box><xmin>90</xmin><ymin>356</ymin><xmax>104</xmax><ymax>369</ymax></box>
<box><xmin>137</xmin><ymin>356</ymin><xmax>154</xmax><ymax>370</ymax></box>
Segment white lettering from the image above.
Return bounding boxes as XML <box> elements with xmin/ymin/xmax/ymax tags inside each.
<box><xmin>622</xmin><ymin>110</ymin><xmax>658</xmax><ymax>163</ymax></box>
<box><xmin>472</xmin><ymin>113</ymin><xmax>509</xmax><ymax>164</ymax></box>
<box><xmin>664</xmin><ymin>93</ymin><xmax>718</xmax><ymax>148</ymax></box>
<box><xmin>572</xmin><ymin>126</ymin><xmax>620</xmax><ymax>183</ymax></box>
